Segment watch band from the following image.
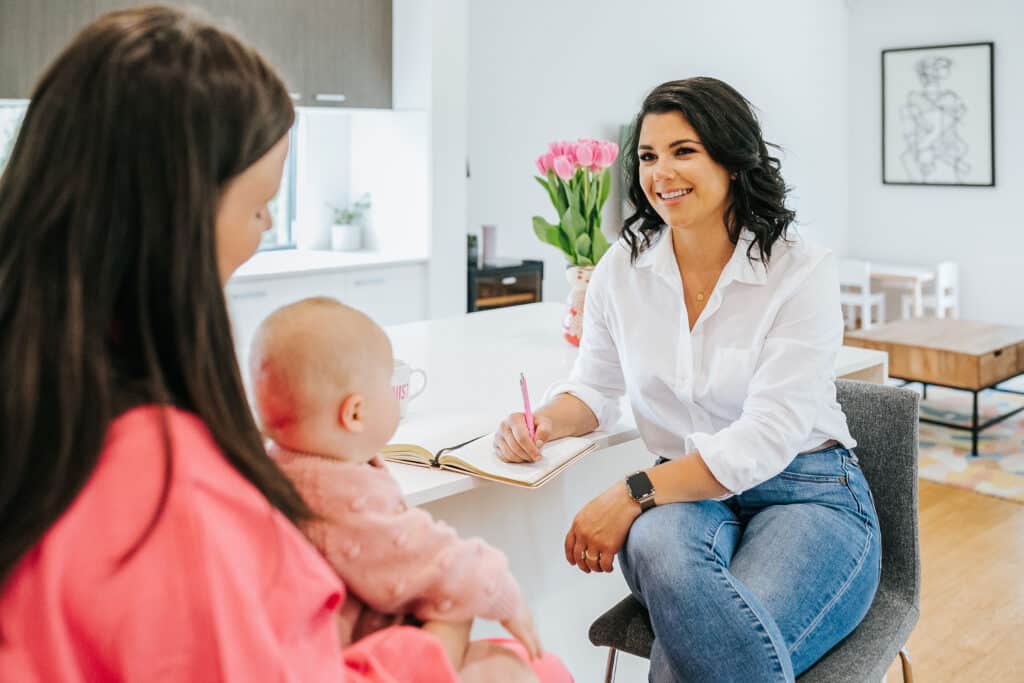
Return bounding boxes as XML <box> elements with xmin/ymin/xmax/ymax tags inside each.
<box><xmin>626</xmin><ymin>470</ymin><xmax>656</xmax><ymax>512</ymax></box>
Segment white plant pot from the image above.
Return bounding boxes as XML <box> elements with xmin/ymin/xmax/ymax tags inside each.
<box><xmin>330</xmin><ymin>223</ymin><xmax>362</xmax><ymax>251</ymax></box>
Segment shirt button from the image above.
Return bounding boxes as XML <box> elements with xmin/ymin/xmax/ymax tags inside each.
<box><xmin>390</xmin><ymin>580</ymin><xmax>406</xmax><ymax>598</ymax></box>
<box><xmin>393</xmin><ymin>532</ymin><xmax>408</xmax><ymax>548</ymax></box>
<box><xmin>437</xmin><ymin>599</ymin><xmax>453</xmax><ymax>612</ymax></box>
<box><xmin>349</xmin><ymin>497</ymin><xmax>367</xmax><ymax>512</ymax></box>
<box><xmin>346</xmin><ymin>543</ymin><xmax>361</xmax><ymax>560</ymax></box>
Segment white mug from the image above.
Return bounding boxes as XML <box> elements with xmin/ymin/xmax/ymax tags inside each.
<box><xmin>391</xmin><ymin>359</ymin><xmax>427</xmax><ymax>417</ymax></box>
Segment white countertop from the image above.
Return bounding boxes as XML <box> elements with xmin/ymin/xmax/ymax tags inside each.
<box><xmin>384</xmin><ymin>303</ymin><xmax>890</xmax><ymax>506</ymax></box>
<box><xmin>231</xmin><ymin>248</ymin><xmax>427</xmax><ymax>281</ymax></box>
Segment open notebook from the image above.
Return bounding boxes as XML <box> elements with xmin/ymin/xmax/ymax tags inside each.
<box><xmin>382</xmin><ymin>431</ymin><xmax>599</xmax><ymax>488</ymax></box>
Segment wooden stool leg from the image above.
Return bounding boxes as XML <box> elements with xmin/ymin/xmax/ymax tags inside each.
<box><xmin>898</xmin><ymin>646</ymin><xmax>914</xmax><ymax>683</ymax></box>
<box><xmin>604</xmin><ymin>648</ymin><xmax>619</xmax><ymax>683</ymax></box>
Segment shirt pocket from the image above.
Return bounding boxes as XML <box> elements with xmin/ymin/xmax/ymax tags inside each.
<box><xmin>704</xmin><ymin>347</ymin><xmax>758</xmax><ymax>414</ymax></box>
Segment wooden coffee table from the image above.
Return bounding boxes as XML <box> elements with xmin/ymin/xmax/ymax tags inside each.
<box><xmin>845</xmin><ymin>319</ymin><xmax>1024</xmax><ymax>455</ymax></box>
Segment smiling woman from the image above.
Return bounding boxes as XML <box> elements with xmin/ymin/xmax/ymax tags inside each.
<box><xmin>493</xmin><ymin>77</ymin><xmax>880</xmax><ymax>683</ymax></box>
<box><xmin>621</xmin><ymin>77</ymin><xmax>795</xmax><ymax>269</ymax></box>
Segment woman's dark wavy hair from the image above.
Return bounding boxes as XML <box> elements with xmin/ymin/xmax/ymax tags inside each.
<box><xmin>621</xmin><ymin>77</ymin><xmax>796</xmax><ymax>266</ymax></box>
<box><xmin>0</xmin><ymin>5</ymin><xmax>311</xmax><ymax>586</ymax></box>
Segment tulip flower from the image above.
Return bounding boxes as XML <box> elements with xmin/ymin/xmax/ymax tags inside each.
<box><xmin>574</xmin><ymin>142</ymin><xmax>594</xmax><ymax>168</ymax></box>
<box><xmin>532</xmin><ymin>136</ymin><xmax>618</xmax><ymax>271</ymax></box>
<box><xmin>552</xmin><ymin>155</ymin><xmax>575</xmax><ymax>180</ymax></box>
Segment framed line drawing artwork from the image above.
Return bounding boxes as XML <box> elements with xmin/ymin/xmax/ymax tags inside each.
<box><xmin>882</xmin><ymin>42</ymin><xmax>994</xmax><ymax>186</ymax></box>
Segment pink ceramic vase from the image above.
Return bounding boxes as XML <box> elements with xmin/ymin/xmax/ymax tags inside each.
<box><xmin>562</xmin><ymin>265</ymin><xmax>594</xmax><ymax>346</ymax></box>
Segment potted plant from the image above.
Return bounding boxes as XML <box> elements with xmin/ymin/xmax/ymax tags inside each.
<box><xmin>328</xmin><ymin>193</ymin><xmax>371</xmax><ymax>251</ymax></box>
<box><xmin>532</xmin><ymin>138</ymin><xmax>618</xmax><ymax>345</ymax></box>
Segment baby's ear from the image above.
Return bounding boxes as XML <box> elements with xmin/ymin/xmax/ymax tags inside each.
<box><xmin>337</xmin><ymin>394</ymin><xmax>366</xmax><ymax>433</ymax></box>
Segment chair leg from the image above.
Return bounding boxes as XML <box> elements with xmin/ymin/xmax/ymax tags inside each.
<box><xmin>604</xmin><ymin>648</ymin><xmax>619</xmax><ymax>683</ymax></box>
<box><xmin>898</xmin><ymin>646</ymin><xmax>914</xmax><ymax>683</ymax></box>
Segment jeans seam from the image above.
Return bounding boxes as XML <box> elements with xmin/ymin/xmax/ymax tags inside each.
<box><xmin>840</xmin><ymin>455</ymin><xmax>865</xmax><ymax>515</ymax></box>
<box><xmin>705</xmin><ymin>520</ymin><xmax>789</xmax><ymax>682</ymax></box>
<box><xmin>708</xmin><ymin>520</ymin><xmax>741</xmax><ymax>559</ymax></box>
<box><xmin>788</xmin><ymin>523</ymin><xmax>874</xmax><ymax>654</ymax></box>
<box><xmin>713</xmin><ymin>563</ymin><xmax>790</xmax><ymax>682</ymax></box>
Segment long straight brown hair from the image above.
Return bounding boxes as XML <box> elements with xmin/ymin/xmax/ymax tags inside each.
<box><xmin>0</xmin><ymin>5</ymin><xmax>311</xmax><ymax>585</ymax></box>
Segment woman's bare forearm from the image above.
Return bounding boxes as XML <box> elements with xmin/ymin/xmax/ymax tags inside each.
<box><xmin>534</xmin><ymin>393</ymin><xmax>599</xmax><ymax>439</ymax></box>
<box><xmin>647</xmin><ymin>452</ymin><xmax>729</xmax><ymax>503</ymax></box>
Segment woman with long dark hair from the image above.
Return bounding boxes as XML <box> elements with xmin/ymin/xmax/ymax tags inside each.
<box><xmin>0</xmin><ymin>6</ymin><xmax>559</xmax><ymax>681</ymax></box>
<box><xmin>495</xmin><ymin>78</ymin><xmax>881</xmax><ymax>681</ymax></box>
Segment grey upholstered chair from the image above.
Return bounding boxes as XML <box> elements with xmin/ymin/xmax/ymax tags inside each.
<box><xmin>589</xmin><ymin>380</ymin><xmax>921</xmax><ymax>682</ymax></box>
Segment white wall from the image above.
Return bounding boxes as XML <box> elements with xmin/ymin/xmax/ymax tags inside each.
<box><xmin>427</xmin><ymin>0</ymin><xmax>469</xmax><ymax>318</ymax></box>
<box><xmin>293</xmin><ymin>109</ymin><xmax>429</xmax><ymax>257</ymax></box>
<box><xmin>847</xmin><ymin>0</ymin><xmax>1024</xmax><ymax>324</ymax></box>
<box><xmin>467</xmin><ymin>0</ymin><xmax>851</xmax><ymax>302</ymax></box>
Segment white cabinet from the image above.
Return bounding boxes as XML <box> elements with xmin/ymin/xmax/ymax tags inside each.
<box><xmin>225</xmin><ymin>262</ymin><xmax>427</xmax><ymax>368</ymax></box>
<box><xmin>342</xmin><ymin>264</ymin><xmax>427</xmax><ymax>326</ymax></box>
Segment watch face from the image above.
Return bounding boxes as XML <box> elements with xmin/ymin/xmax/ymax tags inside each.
<box><xmin>627</xmin><ymin>472</ymin><xmax>653</xmax><ymax>499</ymax></box>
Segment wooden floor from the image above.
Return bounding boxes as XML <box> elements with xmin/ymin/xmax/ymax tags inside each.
<box><xmin>884</xmin><ymin>480</ymin><xmax>1024</xmax><ymax>682</ymax></box>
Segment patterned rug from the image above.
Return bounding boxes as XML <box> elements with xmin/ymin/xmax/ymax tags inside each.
<box><xmin>909</xmin><ymin>377</ymin><xmax>1024</xmax><ymax>504</ymax></box>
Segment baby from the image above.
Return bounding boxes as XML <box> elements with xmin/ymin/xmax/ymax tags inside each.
<box><xmin>248</xmin><ymin>297</ymin><xmax>541</xmax><ymax>668</ymax></box>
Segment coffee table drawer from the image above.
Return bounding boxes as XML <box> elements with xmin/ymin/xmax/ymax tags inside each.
<box><xmin>979</xmin><ymin>345</ymin><xmax>1018</xmax><ymax>387</ymax></box>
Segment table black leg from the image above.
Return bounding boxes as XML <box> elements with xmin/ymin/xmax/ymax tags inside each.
<box><xmin>971</xmin><ymin>391</ymin><xmax>979</xmax><ymax>457</ymax></box>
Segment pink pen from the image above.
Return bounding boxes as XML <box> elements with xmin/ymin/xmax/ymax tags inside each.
<box><xmin>520</xmin><ymin>372</ymin><xmax>536</xmax><ymax>440</ymax></box>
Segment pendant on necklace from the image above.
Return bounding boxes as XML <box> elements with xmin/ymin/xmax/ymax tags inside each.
<box><xmin>696</xmin><ymin>292</ymin><xmax>705</xmax><ymax>302</ymax></box>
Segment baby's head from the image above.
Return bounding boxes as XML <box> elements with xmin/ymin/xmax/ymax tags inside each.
<box><xmin>248</xmin><ymin>297</ymin><xmax>399</xmax><ymax>463</ymax></box>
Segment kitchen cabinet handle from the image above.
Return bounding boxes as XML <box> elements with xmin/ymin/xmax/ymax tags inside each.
<box><xmin>289</xmin><ymin>92</ymin><xmax>302</xmax><ymax>101</ymax></box>
<box><xmin>352</xmin><ymin>277</ymin><xmax>387</xmax><ymax>287</ymax></box>
<box><xmin>315</xmin><ymin>93</ymin><xmax>347</xmax><ymax>103</ymax></box>
<box><xmin>501</xmin><ymin>276</ymin><xmax>518</xmax><ymax>285</ymax></box>
<box><xmin>231</xmin><ymin>290</ymin><xmax>268</xmax><ymax>300</ymax></box>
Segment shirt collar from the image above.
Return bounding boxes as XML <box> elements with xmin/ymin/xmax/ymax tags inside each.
<box><xmin>634</xmin><ymin>227</ymin><xmax>768</xmax><ymax>287</ymax></box>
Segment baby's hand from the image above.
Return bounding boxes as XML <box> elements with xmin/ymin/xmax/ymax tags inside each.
<box><xmin>500</xmin><ymin>603</ymin><xmax>542</xmax><ymax>660</ymax></box>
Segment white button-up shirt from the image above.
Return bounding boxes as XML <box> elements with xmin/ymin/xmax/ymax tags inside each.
<box><xmin>547</xmin><ymin>228</ymin><xmax>855</xmax><ymax>495</ymax></box>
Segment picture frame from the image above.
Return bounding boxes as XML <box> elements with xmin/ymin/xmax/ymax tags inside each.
<box><xmin>882</xmin><ymin>42</ymin><xmax>994</xmax><ymax>187</ymax></box>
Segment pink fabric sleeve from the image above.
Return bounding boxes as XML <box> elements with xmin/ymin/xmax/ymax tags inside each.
<box><xmin>343</xmin><ymin>626</ymin><xmax>463</xmax><ymax>683</ymax></box>
<box><xmin>291</xmin><ymin>456</ymin><xmax>524</xmax><ymax>623</ymax></box>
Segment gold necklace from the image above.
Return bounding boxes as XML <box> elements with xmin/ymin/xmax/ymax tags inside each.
<box><xmin>685</xmin><ymin>269</ymin><xmax>721</xmax><ymax>303</ymax></box>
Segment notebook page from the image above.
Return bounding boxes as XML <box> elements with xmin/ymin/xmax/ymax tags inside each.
<box><xmin>442</xmin><ymin>433</ymin><xmax>593</xmax><ymax>485</ymax></box>
<box><xmin>387</xmin><ymin>410</ymin><xmax>496</xmax><ymax>456</ymax></box>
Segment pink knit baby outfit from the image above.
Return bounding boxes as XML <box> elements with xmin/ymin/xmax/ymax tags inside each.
<box><xmin>270</xmin><ymin>445</ymin><xmax>524</xmax><ymax>640</ymax></box>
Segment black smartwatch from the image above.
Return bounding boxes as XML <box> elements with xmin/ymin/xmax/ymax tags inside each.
<box><xmin>625</xmin><ymin>470</ymin><xmax>656</xmax><ymax>512</ymax></box>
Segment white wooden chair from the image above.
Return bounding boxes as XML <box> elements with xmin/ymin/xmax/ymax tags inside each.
<box><xmin>901</xmin><ymin>261</ymin><xmax>959</xmax><ymax>319</ymax></box>
<box><xmin>839</xmin><ymin>259</ymin><xmax>885</xmax><ymax>330</ymax></box>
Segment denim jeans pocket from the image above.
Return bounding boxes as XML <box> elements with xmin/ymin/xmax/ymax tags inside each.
<box><xmin>838</xmin><ymin>452</ymin><xmax>878</xmax><ymax>524</ymax></box>
<box><xmin>746</xmin><ymin>448</ymin><xmax>860</xmax><ymax>511</ymax></box>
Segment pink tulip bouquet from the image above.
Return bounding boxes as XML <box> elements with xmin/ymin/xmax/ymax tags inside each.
<box><xmin>533</xmin><ymin>138</ymin><xmax>619</xmax><ymax>266</ymax></box>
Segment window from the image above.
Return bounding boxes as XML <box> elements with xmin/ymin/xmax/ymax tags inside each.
<box><xmin>0</xmin><ymin>100</ymin><xmax>28</xmax><ymax>174</ymax></box>
<box><xmin>1</xmin><ymin>100</ymin><xmax>296</xmax><ymax>250</ymax></box>
<box><xmin>259</xmin><ymin>123</ymin><xmax>298</xmax><ymax>251</ymax></box>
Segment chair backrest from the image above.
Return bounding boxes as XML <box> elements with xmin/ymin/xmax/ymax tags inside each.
<box><xmin>837</xmin><ymin>259</ymin><xmax>871</xmax><ymax>293</ymax></box>
<box><xmin>935</xmin><ymin>260</ymin><xmax>959</xmax><ymax>300</ymax></box>
<box><xmin>589</xmin><ymin>380</ymin><xmax>922</xmax><ymax>682</ymax></box>
<box><xmin>834</xmin><ymin>379</ymin><xmax>920</xmax><ymax>608</ymax></box>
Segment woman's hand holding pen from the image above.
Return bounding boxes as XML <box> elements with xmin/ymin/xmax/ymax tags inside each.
<box><xmin>494</xmin><ymin>413</ymin><xmax>553</xmax><ymax>463</ymax></box>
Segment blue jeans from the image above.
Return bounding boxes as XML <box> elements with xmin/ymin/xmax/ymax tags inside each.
<box><xmin>619</xmin><ymin>446</ymin><xmax>881</xmax><ymax>682</ymax></box>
